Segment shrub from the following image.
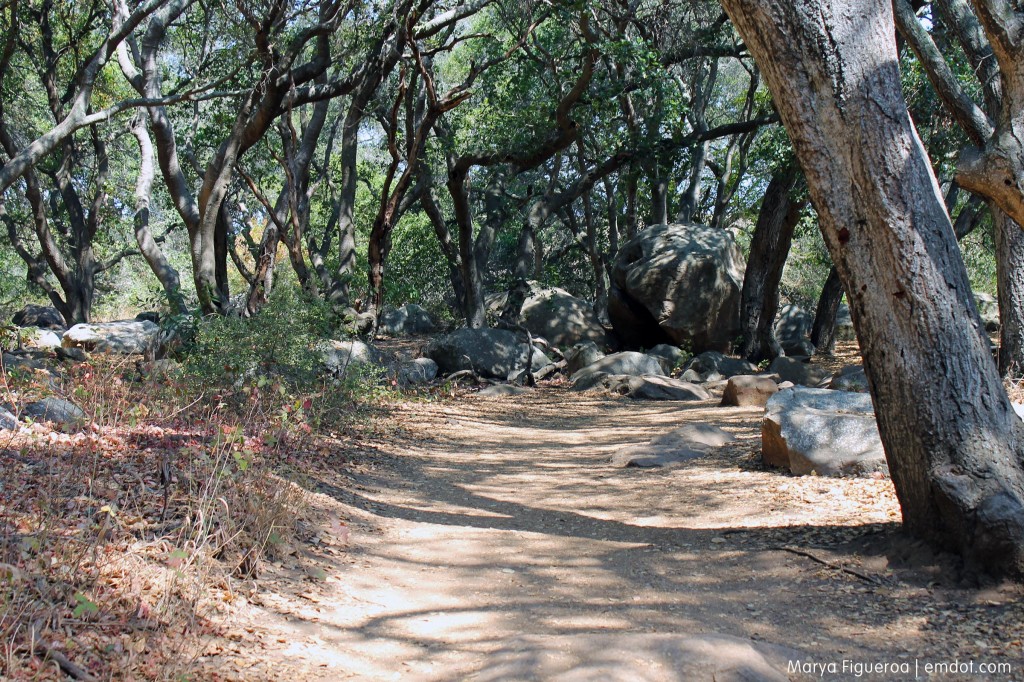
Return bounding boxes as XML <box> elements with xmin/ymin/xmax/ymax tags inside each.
<box><xmin>182</xmin><ymin>285</ymin><xmax>335</xmax><ymax>391</ymax></box>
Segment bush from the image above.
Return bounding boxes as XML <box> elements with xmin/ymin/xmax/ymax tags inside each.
<box><xmin>182</xmin><ymin>285</ymin><xmax>336</xmax><ymax>391</ymax></box>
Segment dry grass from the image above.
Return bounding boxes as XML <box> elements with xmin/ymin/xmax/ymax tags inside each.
<box><xmin>0</xmin><ymin>357</ymin><xmax>322</xmax><ymax>680</ymax></box>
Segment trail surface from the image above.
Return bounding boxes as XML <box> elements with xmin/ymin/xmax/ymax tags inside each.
<box><xmin>201</xmin><ymin>389</ymin><xmax>1023</xmax><ymax>681</ymax></box>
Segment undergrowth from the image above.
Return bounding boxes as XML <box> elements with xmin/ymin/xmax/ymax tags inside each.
<box><xmin>0</xmin><ymin>304</ymin><xmax>390</xmax><ymax>679</ymax></box>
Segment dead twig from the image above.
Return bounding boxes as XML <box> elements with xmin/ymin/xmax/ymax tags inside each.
<box><xmin>32</xmin><ymin>628</ymin><xmax>98</xmax><ymax>681</ymax></box>
<box><xmin>445</xmin><ymin>369</ymin><xmax>478</xmax><ymax>384</ymax></box>
<box><xmin>776</xmin><ymin>545</ymin><xmax>881</xmax><ymax>584</ymax></box>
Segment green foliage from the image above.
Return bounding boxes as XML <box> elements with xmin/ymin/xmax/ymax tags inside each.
<box><xmin>961</xmin><ymin>217</ymin><xmax>998</xmax><ymax>296</ymax></box>
<box><xmin>385</xmin><ymin>212</ymin><xmax>453</xmax><ymax>316</ymax></box>
<box><xmin>780</xmin><ymin>212</ymin><xmax>833</xmax><ymax>310</ymax></box>
<box><xmin>182</xmin><ymin>284</ymin><xmax>336</xmax><ymax>390</ymax></box>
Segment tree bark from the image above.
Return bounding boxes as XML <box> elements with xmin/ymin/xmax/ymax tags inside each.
<box><xmin>129</xmin><ymin>113</ymin><xmax>186</xmax><ymax>314</ymax></box>
<box><xmin>896</xmin><ymin>0</ymin><xmax>1024</xmax><ymax>377</ymax></box>
<box><xmin>738</xmin><ymin>163</ymin><xmax>804</xmax><ymax>363</ymax></box>
<box><xmin>995</xmin><ymin>210</ymin><xmax>1024</xmax><ymax>377</ymax></box>
<box><xmin>721</xmin><ymin>0</ymin><xmax>1024</xmax><ymax>577</ymax></box>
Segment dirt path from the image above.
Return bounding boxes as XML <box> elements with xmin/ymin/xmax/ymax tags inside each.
<box><xmin>201</xmin><ymin>389</ymin><xmax>1024</xmax><ymax>681</ymax></box>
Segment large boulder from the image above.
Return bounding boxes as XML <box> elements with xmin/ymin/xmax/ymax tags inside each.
<box><xmin>768</xmin><ymin>356</ymin><xmax>831</xmax><ymax>387</ymax></box>
<box><xmin>2</xmin><ymin>351</ymin><xmax>55</xmax><ymax>375</ymax></box>
<box><xmin>608</xmin><ymin>223</ymin><xmax>744</xmax><ymax>352</ymax></box>
<box><xmin>762</xmin><ymin>387</ymin><xmax>887</xmax><ymax>476</ymax></box>
<box><xmin>12</xmin><ymin>304</ymin><xmax>65</xmax><ymax>330</ymax></box>
<box><xmin>720</xmin><ymin>375</ymin><xmax>779</xmax><ymax>407</ymax></box>
<box><xmin>570</xmin><ymin>351</ymin><xmax>665</xmax><ymax>384</ymax></box>
<box><xmin>18</xmin><ymin>327</ymin><xmax>63</xmax><ymax>351</ymax></box>
<box><xmin>397</xmin><ymin>358</ymin><xmax>438</xmax><ymax>386</ymax></box>
<box><xmin>63</xmin><ymin>320</ymin><xmax>158</xmax><ymax>354</ymax></box>
<box><xmin>23</xmin><ymin>398</ymin><xmax>86</xmax><ymax>426</ymax></box>
<box><xmin>485</xmin><ymin>281</ymin><xmax>546</xmax><ymax>313</ymax></box>
<box><xmin>521</xmin><ymin>288</ymin><xmax>611</xmax><ymax>348</ymax></box>
<box><xmin>426</xmin><ymin>328</ymin><xmax>550</xmax><ymax>380</ymax></box>
<box><xmin>646</xmin><ymin>343</ymin><xmax>688</xmax><ymax>373</ymax></box>
<box><xmin>337</xmin><ymin>307</ymin><xmax>376</xmax><ymax>336</ymax></box>
<box><xmin>321</xmin><ymin>340</ymin><xmax>386</xmax><ymax>376</ymax></box>
<box><xmin>685</xmin><ymin>351</ymin><xmax>758</xmax><ymax>382</ymax></box>
<box><xmin>379</xmin><ymin>304</ymin><xmax>436</xmax><ymax>336</ymax></box>
<box><xmin>774</xmin><ymin>304</ymin><xmax>815</xmax><ymax>356</ymax></box>
<box><xmin>565</xmin><ymin>341</ymin><xmax>606</xmax><ymax>375</ymax></box>
<box><xmin>622</xmin><ymin>376</ymin><xmax>710</xmax><ymax>401</ymax></box>
<box><xmin>835</xmin><ymin>304</ymin><xmax>856</xmax><ymax>341</ymax></box>
<box><xmin>571</xmin><ymin>372</ymin><xmax>629</xmax><ymax>392</ymax></box>
<box><xmin>828</xmin><ymin>364</ymin><xmax>869</xmax><ymax>392</ymax></box>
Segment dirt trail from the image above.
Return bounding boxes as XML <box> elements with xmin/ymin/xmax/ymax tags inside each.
<box><xmin>201</xmin><ymin>389</ymin><xmax>1023</xmax><ymax>681</ymax></box>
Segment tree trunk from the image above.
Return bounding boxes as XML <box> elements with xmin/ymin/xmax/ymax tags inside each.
<box><xmin>995</xmin><ymin>210</ymin><xmax>1024</xmax><ymax>378</ymax></box>
<box><xmin>245</xmin><ymin>224</ymin><xmax>280</xmax><ymax>317</ymax></box>
<box><xmin>649</xmin><ymin>172</ymin><xmax>669</xmax><ymax>225</ymax></box>
<box><xmin>676</xmin><ymin>141</ymin><xmax>707</xmax><ymax>224</ymax></box>
<box><xmin>500</xmin><ymin>218</ymin><xmax>538</xmax><ymax>324</ymax></box>
<box><xmin>738</xmin><ymin>163</ymin><xmax>804</xmax><ymax>363</ymax></box>
<box><xmin>721</xmin><ymin>0</ymin><xmax>1024</xmax><ymax>577</ymax></box>
<box><xmin>129</xmin><ymin>113</ymin><xmax>186</xmax><ymax>314</ymax></box>
<box><xmin>810</xmin><ymin>266</ymin><xmax>844</xmax><ymax>355</ymax></box>
<box><xmin>450</xmin><ymin>170</ymin><xmax>487</xmax><ymax>329</ymax></box>
<box><xmin>335</xmin><ymin>106</ymin><xmax>362</xmax><ymax>301</ymax></box>
<box><xmin>624</xmin><ymin>168</ymin><xmax>639</xmax><ymax>239</ymax></box>
<box><xmin>422</xmin><ymin>189</ymin><xmax>467</xmax><ymax>315</ymax></box>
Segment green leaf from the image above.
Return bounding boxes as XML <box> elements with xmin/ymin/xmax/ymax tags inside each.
<box><xmin>73</xmin><ymin>592</ymin><xmax>99</xmax><ymax>618</ymax></box>
<box><xmin>232</xmin><ymin>451</ymin><xmax>250</xmax><ymax>472</ymax></box>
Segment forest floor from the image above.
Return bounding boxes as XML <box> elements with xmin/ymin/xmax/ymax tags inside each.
<box><xmin>193</xmin><ymin>372</ymin><xmax>1024</xmax><ymax>680</ymax></box>
<box><xmin>4</xmin><ymin>343</ymin><xmax>1024</xmax><ymax>680</ymax></box>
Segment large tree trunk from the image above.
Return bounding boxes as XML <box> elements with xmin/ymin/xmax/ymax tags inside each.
<box><xmin>810</xmin><ymin>266</ymin><xmax>844</xmax><ymax>356</ymax></box>
<box><xmin>738</xmin><ymin>163</ymin><xmax>804</xmax><ymax>363</ymax></box>
<box><xmin>721</xmin><ymin>0</ymin><xmax>1024</xmax><ymax>576</ymax></box>
<box><xmin>894</xmin><ymin>0</ymin><xmax>1024</xmax><ymax>378</ymax></box>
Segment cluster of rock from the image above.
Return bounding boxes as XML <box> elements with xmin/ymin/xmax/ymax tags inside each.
<box><xmin>7</xmin><ymin>273</ymin><xmax>1005</xmax><ymax>482</ymax></box>
<box><xmin>321</xmin><ymin>339</ymin><xmax>438</xmax><ymax>387</ymax></box>
<box><xmin>2</xmin><ymin>307</ymin><xmax>171</xmax><ymax>430</ymax></box>
<box><xmin>529</xmin><ymin>335</ymin><xmax>887</xmax><ymax>477</ymax></box>
<box><xmin>8</xmin><ymin>306</ymin><xmax>162</xmax><ymax>358</ymax></box>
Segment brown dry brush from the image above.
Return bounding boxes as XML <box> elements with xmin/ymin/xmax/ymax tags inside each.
<box><xmin>0</xmin><ymin>358</ymin><xmax>315</xmax><ymax>680</ymax></box>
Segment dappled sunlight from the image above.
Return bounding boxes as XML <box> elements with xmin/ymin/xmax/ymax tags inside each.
<box><xmin>185</xmin><ymin>387</ymin><xmax>1023</xmax><ymax>679</ymax></box>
